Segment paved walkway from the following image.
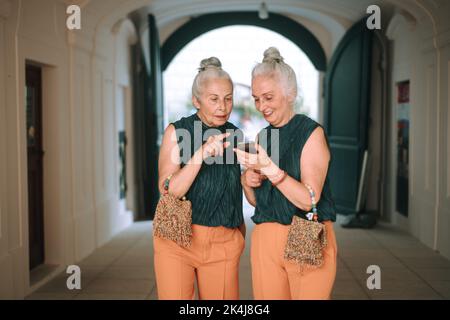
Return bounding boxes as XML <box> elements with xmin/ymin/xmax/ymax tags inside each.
<box><xmin>26</xmin><ymin>214</ymin><xmax>450</xmax><ymax>300</ymax></box>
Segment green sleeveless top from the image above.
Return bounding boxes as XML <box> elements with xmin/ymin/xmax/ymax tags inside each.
<box><xmin>252</xmin><ymin>114</ymin><xmax>336</xmax><ymax>225</ymax></box>
<box><xmin>171</xmin><ymin>113</ymin><xmax>243</xmax><ymax>228</ymax></box>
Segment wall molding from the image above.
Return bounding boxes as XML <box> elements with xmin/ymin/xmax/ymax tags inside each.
<box><xmin>386</xmin><ymin>11</ymin><xmax>417</xmax><ymax>41</ymax></box>
<box><xmin>447</xmin><ymin>59</ymin><xmax>450</xmax><ymax>199</ymax></box>
<box><xmin>436</xmin><ymin>29</ymin><xmax>450</xmax><ymax>49</ymax></box>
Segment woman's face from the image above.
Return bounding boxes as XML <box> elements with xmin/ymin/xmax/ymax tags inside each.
<box><xmin>193</xmin><ymin>78</ymin><xmax>233</xmax><ymax>127</ymax></box>
<box><xmin>252</xmin><ymin>75</ymin><xmax>293</xmax><ymax>127</ymax></box>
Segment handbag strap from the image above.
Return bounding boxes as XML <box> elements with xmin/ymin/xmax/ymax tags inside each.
<box><xmin>163</xmin><ymin>174</ymin><xmax>173</xmax><ymax>195</ymax></box>
<box><xmin>163</xmin><ymin>174</ymin><xmax>187</xmax><ymax>201</ymax></box>
<box><xmin>303</xmin><ymin>183</ymin><xmax>318</xmax><ymax>222</ymax></box>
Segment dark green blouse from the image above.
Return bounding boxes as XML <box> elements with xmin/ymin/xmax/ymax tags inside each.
<box><xmin>252</xmin><ymin>114</ymin><xmax>336</xmax><ymax>225</ymax></box>
<box><xmin>171</xmin><ymin>113</ymin><xmax>243</xmax><ymax>228</ymax></box>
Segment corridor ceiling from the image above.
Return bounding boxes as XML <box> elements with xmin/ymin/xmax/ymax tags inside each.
<box><xmin>79</xmin><ymin>0</ymin><xmax>447</xmax><ymax>42</ymax></box>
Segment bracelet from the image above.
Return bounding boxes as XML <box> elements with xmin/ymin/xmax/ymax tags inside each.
<box><xmin>266</xmin><ymin>168</ymin><xmax>281</xmax><ymax>181</ymax></box>
<box><xmin>270</xmin><ymin>169</ymin><xmax>287</xmax><ymax>186</ymax></box>
<box><xmin>265</xmin><ymin>166</ymin><xmax>283</xmax><ymax>181</ymax></box>
<box><xmin>303</xmin><ymin>183</ymin><xmax>318</xmax><ymax>221</ymax></box>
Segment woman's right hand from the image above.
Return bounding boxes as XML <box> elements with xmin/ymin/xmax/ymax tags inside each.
<box><xmin>242</xmin><ymin>169</ymin><xmax>264</xmax><ymax>188</ymax></box>
<box><xmin>202</xmin><ymin>132</ymin><xmax>231</xmax><ymax>159</ymax></box>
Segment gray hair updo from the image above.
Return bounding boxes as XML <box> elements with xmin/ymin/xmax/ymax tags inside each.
<box><xmin>252</xmin><ymin>47</ymin><xmax>298</xmax><ymax>106</ymax></box>
<box><xmin>192</xmin><ymin>57</ymin><xmax>233</xmax><ymax>99</ymax></box>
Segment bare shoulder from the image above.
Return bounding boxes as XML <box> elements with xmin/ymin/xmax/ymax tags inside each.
<box><xmin>310</xmin><ymin>126</ymin><xmax>325</xmax><ymax>139</ymax></box>
<box><xmin>159</xmin><ymin>124</ymin><xmax>180</xmax><ymax>169</ymax></box>
<box><xmin>162</xmin><ymin>124</ymin><xmax>177</xmax><ymax>143</ymax></box>
<box><xmin>164</xmin><ymin>123</ymin><xmax>176</xmax><ymax>135</ymax></box>
<box><xmin>303</xmin><ymin>126</ymin><xmax>330</xmax><ymax>158</ymax></box>
<box><xmin>306</xmin><ymin>126</ymin><xmax>327</xmax><ymax>146</ymax></box>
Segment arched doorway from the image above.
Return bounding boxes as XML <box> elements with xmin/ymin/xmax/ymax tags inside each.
<box><xmin>161</xmin><ymin>12</ymin><xmax>327</xmax><ymax>72</ymax></box>
<box><xmin>163</xmin><ymin>25</ymin><xmax>321</xmax><ymax>135</ymax></box>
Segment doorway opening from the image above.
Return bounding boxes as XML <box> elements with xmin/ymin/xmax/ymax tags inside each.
<box><xmin>395</xmin><ymin>80</ymin><xmax>410</xmax><ymax>217</ymax></box>
<box><xmin>25</xmin><ymin>64</ymin><xmax>45</xmax><ymax>271</ymax></box>
<box><xmin>163</xmin><ymin>25</ymin><xmax>320</xmax><ymax>140</ymax></box>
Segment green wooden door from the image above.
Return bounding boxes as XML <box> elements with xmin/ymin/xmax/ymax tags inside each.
<box><xmin>324</xmin><ymin>19</ymin><xmax>373</xmax><ymax>215</ymax></box>
<box><xmin>147</xmin><ymin>14</ymin><xmax>163</xmax><ymax>217</ymax></box>
<box><xmin>149</xmin><ymin>14</ymin><xmax>164</xmax><ymax>138</ymax></box>
<box><xmin>131</xmin><ymin>15</ymin><xmax>162</xmax><ymax>220</ymax></box>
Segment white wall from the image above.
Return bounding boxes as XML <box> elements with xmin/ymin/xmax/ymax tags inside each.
<box><xmin>113</xmin><ymin>18</ymin><xmax>137</xmax><ymax>219</ymax></box>
<box><xmin>386</xmin><ymin>4</ymin><xmax>450</xmax><ymax>259</ymax></box>
<box><xmin>436</xmin><ymin>16</ymin><xmax>450</xmax><ymax>261</ymax></box>
<box><xmin>386</xmin><ymin>13</ymin><xmax>417</xmax><ymax>232</ymax></box>
<box><xmin>67</xmin><ymin>7</ymin><xmax>137</xmax><ymax>258</ymax></box>
<box><xmin>0</xmin><ymin>0</ymin><xmax>136</xmax><ymax>298</ymax></box>
<box><xmin>0</xmin><ymin>0</ymin><xmax>12</xmax><ymax>299</ymax></box>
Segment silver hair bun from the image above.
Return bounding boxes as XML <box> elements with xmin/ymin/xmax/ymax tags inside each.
<box><xmin>198</xmin><ymin>57</ymin><xmax>222</xmax><ymax>72</ymax></box>
<box><xmin>262</xmin><ymin>47</ymin><xmax>284</xmax><ymax>63</ymax></box>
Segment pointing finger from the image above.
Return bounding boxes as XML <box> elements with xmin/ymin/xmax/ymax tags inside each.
<box><xmin>215</xmin><ymin>132</ymin><xmax>231</xmax><ymax>141</ymax></box>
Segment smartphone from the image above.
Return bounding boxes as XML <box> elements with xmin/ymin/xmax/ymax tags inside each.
<box><xmin>237</xmin><ymin>142</ymin><xmax>258</xmax><ymax>154</ymax></box>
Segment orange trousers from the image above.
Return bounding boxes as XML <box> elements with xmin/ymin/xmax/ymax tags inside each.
<box><xmin>251</xmin><ymin>221</ymin><xmax>337</xmax><ymax>300</ymax></box>
<box><xmin>153</xmin><ymin>224</ymin><xmax>245</xmax><ymax>300</ymax></box>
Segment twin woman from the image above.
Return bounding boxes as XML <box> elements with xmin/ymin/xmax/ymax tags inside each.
<box><xmin>154</xmin><ymin>47</ymin><xmax>338</xmax><ymax>300</ymax></box>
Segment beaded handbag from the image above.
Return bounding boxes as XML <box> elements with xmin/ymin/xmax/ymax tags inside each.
<box><xmin>153</xmin><ymin>175</ymin><xmax>193</xmax><ymax>248</ymax></box>
<box><xmin>284</xmin><ymin>183</ymin><xmax>327</xmax><ymax>269</ymax></box>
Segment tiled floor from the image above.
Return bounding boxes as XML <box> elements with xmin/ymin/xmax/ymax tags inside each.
<box><xmin>26</xmin><ymin>211</ymin><xmax>450</xmax><ymax>300</ymax></box>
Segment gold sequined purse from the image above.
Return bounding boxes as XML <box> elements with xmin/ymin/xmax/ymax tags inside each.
<box><xmin>153</xmin><ymin>175</ymin><xmax>193</xmax><ymax>248</ymax></box>
<box><xmin>284</xmin><ymin>216</ymin><xmax>327</xmax><ymax>268</ymax></box>
<box><xmin>284</xmin><ymin>183</ymin><xmax>327</xmax><ymax>269</ymax></box>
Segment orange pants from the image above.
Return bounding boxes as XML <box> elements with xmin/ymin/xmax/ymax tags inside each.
<box><xmin>251</xmin><ymin>221</ymin><xmax>337</xmax><ymax>300</ymax></box>
<box><xmin>153</xmin><ymin>224</ymin><xmax>245</xmax><ymax>300</ymax></box>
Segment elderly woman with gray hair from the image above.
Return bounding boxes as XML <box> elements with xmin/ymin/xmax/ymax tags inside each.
<box><xmin>154</xmin><ymin>57</ymin><xmax>245</xmax><ymax>300</ymax></box>
<box><xmin>234</xmin><ymin>47</ymin><xmax>338</xmax><ymax>300</ymax></box>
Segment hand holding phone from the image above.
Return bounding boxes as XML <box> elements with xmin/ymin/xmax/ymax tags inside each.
<box><xmin>237</xmin><ymin>142</ymin><xmax>258</xmax><ymax>154</ymax></box>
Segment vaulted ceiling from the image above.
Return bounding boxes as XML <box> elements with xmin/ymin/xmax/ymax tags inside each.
<box><xmin>80</xmin><ymin>0</ymin><xmax>446</xmax><ymax>29</ymax></box>
<box><xmin>73</xmin><ymin>0</ymin><xmax>448</xmax><ymax>56</ymax></box>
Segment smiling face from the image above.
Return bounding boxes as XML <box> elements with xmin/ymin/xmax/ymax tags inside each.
<box><xmin>193</xmin><ymin>78</ymin><xmax>233</xmax><ymax>127</ymax></box>
<box><xmin>252</xmin><ymin>75</ymin><xmax>294</xmax><ymax>127</ymax></box>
